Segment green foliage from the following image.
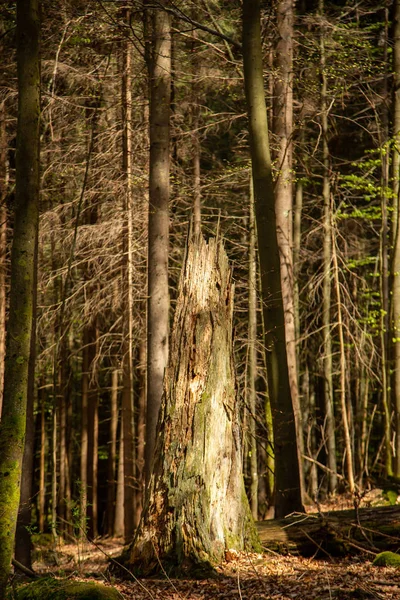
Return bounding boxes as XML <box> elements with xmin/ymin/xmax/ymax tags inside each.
<box><xmin>383</xmin><ymin>489</ymin><xmax>399</xmax><ymax>506</ymax></box>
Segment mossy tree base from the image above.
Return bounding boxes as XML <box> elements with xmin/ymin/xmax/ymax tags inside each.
<box><xmin>11</xmin><ymin>578</ymin><xmax>120</xmax><ymax>600</ymax></box>
<box><xmin>257</xmin><ymin>505</ymin><xmax>400</xmax><ymax>556</ymax></box>
<box><xmin>128</xmin><ymin>237</ymin><xmax>260</xmax><ymax>575</ymax></box>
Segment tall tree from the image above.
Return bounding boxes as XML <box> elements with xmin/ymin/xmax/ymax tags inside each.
<box><xmin>121</xmin><ymin>6</ymin><xmax>136</xmax><ymax>540</ymax></box>
<box><xmin>319</xmin><ymin>0</ymin><xmax>338</xmax><ymax>494</ymax></box>
<box><xmin>392</xmin><ymin>0</ymin><xmax>400</xmax><ymax>478</ymax></box>
<box><xmin>0</xmin><ymin>0</ymin><xmax>40</xmax><ymax>592</ymax></box>
<box><xmin>273</xmin><ymin>0</ymin><xmax>305</xmax><ymax>500</ymax></box>
<box><xmin>242</xmin><ymin>0</ymin><xmax>304</xmax><ymax>517</ymax></box>
<box><xmin>145</xmin><ymin>1</ymin><xmax>171</xmax><ymax>483</ymax></box>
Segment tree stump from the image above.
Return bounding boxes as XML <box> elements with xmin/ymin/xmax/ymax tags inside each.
<box><xmin>128</xmin><ymin>236</ymin><xmax>259</xmax><ymax>574</ymax></box>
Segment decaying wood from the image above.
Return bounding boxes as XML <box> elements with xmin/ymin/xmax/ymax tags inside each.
<box><xmin>257</xmin><ymin>505</ymin><xmax>400</xmax><ymax>556</ymax></box>
<box><xmin>128</xmin><ymin>235</ymin><xmax>259</xmax><ymax>575</ymax></box>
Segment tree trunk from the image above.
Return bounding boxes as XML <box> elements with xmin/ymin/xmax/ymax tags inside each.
<box><xmin>242</xmin><ymin>0</ymin><xmax>304</xmax><ymax>518</ymax></box>
<box><xmin>15</xmin><ymin>229</ymin><xmax>38</xmax><ymax>569</ymax></box>
<box><xmin>0</xmin><ymin>0</ymin><xmax>40</xmax><ymax>592</ymax></box>
<box><xmin>257</xmin><ymin>505</ymin><xmax>400</xmax><ymax>556</ymax></box>
<box><xmin>107</xmin><ymin>368</ymin><xmax>118</xmax><ymax>536</ymax></box>
<box><xmin>319</xmin><ymin>0</ymin><xmax>338</xmax><ymax>494</ymax></box>
<box><xmin>0</xmin><ymin>100</ymin><xmax>8</xmax><ymax>419</ymax></box>
<box><xmin>391</xmin><ymin>0</ymin><xmax>400</xmax><ymax>478</ymax></box>
<box><xmin>128</xmin><ymin>237</ymin><xmax>259</xmax><ymax>574</ymax></box>
<box><xmin>38</xmin><ymin>382</ymin><xmax>46</xmax><ymax>533</ymax></box>
<box><xmin>273</xmin><ymin>0</ymin><xmax>305</xmax><ymax>503</ymax></box>
<box><xmin>121</xmin><ymin>10</ymin><xmax>135</xmax><ymax>540</ymax></box>
<box><xmin>380</xmin><ymin>4</ymin><xmax>392</xmax><ymax>478</ymax></box>
<box><xmin>145</xmin><ymin>1</ymin><xmax>171</xmax><ymax>484</ymax></box>
<box><xmin>248</xmin><ymin>174</ymin><xmax>258</xmax><ymax>519</ymax></box>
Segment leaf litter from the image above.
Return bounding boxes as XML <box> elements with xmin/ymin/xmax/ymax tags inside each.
<box><xmin>30</xmin><ymin>537</ymin><xmax>400</xmax><ymax>600</ymax></box>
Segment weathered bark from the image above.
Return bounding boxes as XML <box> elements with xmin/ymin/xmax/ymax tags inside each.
<box><xmin>129</xmin><ymin>237</ymin><xmax>259</xmax><ymax>574</ymax></box>
<box><xmin>145</xmin><ymin>1</ymin><xmax>171</xmax><ymax>484</ymax></box>
<box><xmin>257</xmin><ymin>505</ymin><xmax>400</xmax><ymax>556</ymax></box>
<box><xmin>242</xmin><ymin>0</ymin><xmax>304</xmax><ymax>517</ymax></box>
<box><xmin>0</xmin><ymin>0</ymin><xmax>40</xmax><ymax>592</ymax></box>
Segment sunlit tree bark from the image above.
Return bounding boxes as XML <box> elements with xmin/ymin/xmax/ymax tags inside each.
<box><xmin>145</xmin><ymin>1</ymin><xmax>171</xmax><ymax>484</ymax></box>
<box><xmin>242</xmin><ymin>0</ymin><xmax>304</xmax><ymax>517</ymax></box>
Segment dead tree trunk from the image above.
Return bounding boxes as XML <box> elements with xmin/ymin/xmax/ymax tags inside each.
<box><xmin>128</xmin><ymin>236</ymin><xmax>259</xmax><ymax>574</ymax></box>
<box><xmin>257</xmin><ymin>505</ymin><xmax>400</xmax><ymax>556</ymax></box>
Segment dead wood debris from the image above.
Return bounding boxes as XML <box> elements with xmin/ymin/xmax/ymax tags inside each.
<box><xmin>31</xmin><ymin>538</ymin><xmax>400</xmax><ymax>600</ymax></box>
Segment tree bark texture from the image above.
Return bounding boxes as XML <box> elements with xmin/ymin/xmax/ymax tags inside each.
<box><xmin>129</xmin><ymin>237</ymin><xmax>259</xmax><ymax>574</ymax></box>
<box><xmin>0</xmin><ymin>0</ymin><xmax>40</xmax><ymax>593</ymax></box>
<box><xmin>257</xmin><ymin>505</ymin><xmax>400</xmax><ymax>556</ymax></box>
<box><xmin>242</xmin><ymin>0</ymin><xmax>304</xmax><ymax>518</ymax></box>
<box><xmin>145</xmin><ymin>1</ymin><xmax>171</xmax><ymax>484</ymax></box>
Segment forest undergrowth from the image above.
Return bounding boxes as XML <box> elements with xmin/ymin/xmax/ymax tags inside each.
<box><xmin>20</xmin><ymin>494</ymin><xmax>400</xmax><ymax>600</ymax></box>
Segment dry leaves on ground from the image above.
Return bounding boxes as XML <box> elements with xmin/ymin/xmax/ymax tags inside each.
<box><xmin>31</xmin><ymin>538</ymin><xmax>400</xmax><ymax>599</ymax></box>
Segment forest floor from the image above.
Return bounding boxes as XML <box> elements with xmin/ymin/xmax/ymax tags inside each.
<box><xmin>28</xmin><ymin>494</ymin><xmax>400</xmax><ymax>600</ymax></box>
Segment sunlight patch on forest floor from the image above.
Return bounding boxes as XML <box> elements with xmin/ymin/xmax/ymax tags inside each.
<box><xmin>30</xmin><ymin>535</ymin><xmax>400</xmax><ymax>599</ymax></box>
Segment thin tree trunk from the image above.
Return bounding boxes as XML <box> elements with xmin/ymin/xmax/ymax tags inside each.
<box><xmin>391</xmin><ymin>0</ymin><xmax>400</xmax><ymax>478</ymax></box>
<box><xmin>332</xmin><ymin>226</ymin><xmax>355</xmax><ymax>493</ymax></box>
<box><xmin>15</xmin><ymin>229</ymin><xmax>38</xmax><ymax>569</ymax></box>
<box><xmin>0</xmin><ymin>100</ymin><xmax>8</xmax><ymax>419</ymax></box>
<box><xmin>134</xmin><ymin>341</ymin><xmax>146</xmax><ymax>527</ymax></box>
<box><xmin>380</xmin><ymin>4</ymin><xmax>392</xmax><ymax>478</ymax></box>
<box><xmin>129</xmin><ymin>237</ymin><xmax>260</xmax><ymax>574</ymax></box>
<box><xmin>248</xmin><ymin>174</ymin><xmax>258</xmax><ymax>519</ymax></box>
<box><xmin>114</xmin><ymin>422</ymin><xmax>125</xmax><ymax>538</ymax></box>
<box><xmin>242</xmin><ymin>0</ymin><xmax>304</xmax><ymax>518</ymax></box>
<box><xmin>80</xmin><ymin>329</ymin><xmax>89</xmax><ymax>537</ymax></box>
<box><xmin>319</xmin><ymin>0</ymin><xmax>337</xmax><ymax>494</ymax></box>
<box><xmin>122</xmin><ymin>9</ymin><xmax>135</xmax><ymax>540</ymax></box>
<box><xmin>107</xmin><ymin>368</ymin><xmax>118</xmax><ymax>536</ymax></box>
<box><xmin>145</xmin><ymin>2</ymin><xmax>171</xmax><ymax>484</ymax></box>
<box><xmin>39</xmin><ymin>382</ymin><xmax>46</xmax><ymax>533</ymax></box>
<box><xmin>0</xmin><ymin>2</ymin><xmax>40</xmax><ymax>589</ymax></box>
<box><xmin>273</xmin><ymin>0</ymin><xmax>305</xmax><ymax>502</ymax></box>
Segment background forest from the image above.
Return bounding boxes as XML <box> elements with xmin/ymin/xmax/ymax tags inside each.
<box><xmin>1</xmin><ymin>0</ymin><xmax>400</xmax><ymax>589</ymax></box>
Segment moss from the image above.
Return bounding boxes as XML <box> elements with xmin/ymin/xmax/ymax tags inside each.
<box><xmin>13</xmin><ymin>578</ymin><xmax>120</xmax><ymax>600</ymax></box>
<box><xmin>373</xmin><ymin>552</ymin><xmax>400</xmax><ymax>567</ymax></box>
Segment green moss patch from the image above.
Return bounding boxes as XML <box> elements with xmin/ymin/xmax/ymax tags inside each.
<box><xmin>13</xmin><ymin>578</ymin><xmax>120</xmax><ymax>600</ymax></box>
<box><xmin>373</xmin><ymin>551</ymin><xmax>400</xmax><ymax>567</ymax></box>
